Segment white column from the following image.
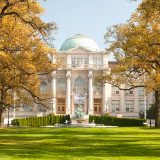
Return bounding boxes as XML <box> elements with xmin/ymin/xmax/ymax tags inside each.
<box><xmin>103</xmin><ymin>83</ymin><xmax>107</xmax><ymax>113</ymax></box>
<box><xmin>103</xmin><ymin>70</ymin><xmax>111</xmax><ymax>113</ymax></box>
<box><xmin>50</xmin><ymin>52</ymin><xmax>57</xmax><ymax>113</ymax></box>
<box><xmin>144</xmin><ymin>89</ymin><xmax>147</xmax><ymax>120</ymax></box>
<box><xmin>134</xmin><ymin>88</ymin><xmax>139</xmax><ymax>116</ymax></box>
<box><xmin>103</xmin><ymin>54</ymin><xmax>108</xmax><ymax>69</ymax></box>
<box><xmin>67</xmin><ymin>55</ymin><xmax>71</xmax><ymax>68</ymax></box>
<box><xmin>88</xmin><ymin>71</ymin><xmax>93</xmax><ymax>115</ymax></box>
<box><xmin>51</xmin><ymin>71</ymin><xmax>56</xmax><ymax>113</ymax></box>
<box><xmin>120</xmin><ymin>84</ymin><xmax>125</xmax><ymax>113</ymax></box>
<box><xmin>66</xmin><ymin>71</ymin><xmax>71</xmax><ymax>114</ymax></box>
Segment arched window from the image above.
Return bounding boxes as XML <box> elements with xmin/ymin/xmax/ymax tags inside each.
<box><xmin>57</xmin><ymin>78</ymin><xmax>65</xmax><ymax>84</ymax></box>
<box><xmin>74</xmin><ymin>77</ymin><xmax>86</xmax><ymax>94</ymax></box>
<box><xmin>40</xmin><ymin>81</ymin><xmax>47</xmax><ymax>92</ymax></box>
<box><xmin>57</xmin><ymin>78</ymin><xmax>66</xmax><ymax>94</ymax></box>
<box><xmin>75</xmin><ymin>77</ymin><xmax>84</xmax><ymax>87</ymax></box>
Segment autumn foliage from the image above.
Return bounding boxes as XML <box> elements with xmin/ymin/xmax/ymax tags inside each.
<box><xmin>104</xmin><ymin>0</ymin><xmax>160</xmax><ymax>127</ymax></box>
<box><xmin>0</xmin><ymin>0</ymin><xmax>57</xmax><ymax>126</ymax></box>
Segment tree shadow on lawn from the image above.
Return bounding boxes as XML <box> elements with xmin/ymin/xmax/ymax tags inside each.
<box><xmin>0</xmin><ymin>139</ymin><xmax>159</xmax><ymax>159</ymax></box>
<box><xmin>0</xmin><ymin>128</ymin><xmax>160</xmax><ymax>159</ymax></box>
<box><xmin>1</xmin><ymin>127</ymin><xmax>160</xmax><ymax>135</ymax></box>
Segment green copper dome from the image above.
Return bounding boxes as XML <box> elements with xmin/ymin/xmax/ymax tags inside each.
<box><xmin>59</xmin><ymin>34</ymin><xmax>99</xmax><ymax>52</ymax></box>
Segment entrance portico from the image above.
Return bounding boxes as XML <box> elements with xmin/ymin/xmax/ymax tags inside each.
<box><xmin>51</xmin><ymin>34</ymin><xmax>111</xmax><ymax>116</ymax></box>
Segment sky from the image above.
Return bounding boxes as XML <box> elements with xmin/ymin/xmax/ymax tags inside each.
<box><xmin>40</xmin><ymin>0</ymin><xmax>141</xmax><ymax>54</ymax></box>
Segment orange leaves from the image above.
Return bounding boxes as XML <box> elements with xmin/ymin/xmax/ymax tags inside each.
<box><xmin>104</xmin><ymin>0</ymin><xmax>160</xmax><ymax>93</ymax></box>
<box><xmin>0</xmin><ymin>0</ymin><xmax>58</xmax><ymax>109</ymax></box>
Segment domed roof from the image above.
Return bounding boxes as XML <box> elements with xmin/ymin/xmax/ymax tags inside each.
<box><xmin>59</xmin><ymin>34</ymin><xmax>99</xmax><ymax>52</ymax></box>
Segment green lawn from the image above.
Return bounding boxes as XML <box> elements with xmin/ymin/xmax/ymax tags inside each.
<box><xmin>0</xmin><ymin>127</ymin><xmax>160</xmax><ymax>160</ymax></box>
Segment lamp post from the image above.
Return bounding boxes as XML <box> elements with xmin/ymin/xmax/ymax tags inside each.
<box><xmin>144</xmin><ymin>91</ymin><xmax>147</xmax><ymax>120</ymax></box>
<box><xmin>50</xmin><ymin>100</ymin><xmax>53</xmax><ymax>113</ymax></box>
<box><xmin>7</xmin><ymin>106</ymin><xmax>9</xmax><ymax>127</ymax></box>
<box><xmin>144</xmin><ymin>74</ymin><xmax>147</xmax><ymax>120</ymax></box>
<box><xmin>13</xmin><ymin>92</ymin><xmax>16</xmax><ymax>119</ymax></box>
<box><xmin>106</xmin><ymin>100</ymin><xmax>109</xmax><ymax>113</ymax></box>
<box><xmin>51</xmin><ymin>98</ymin><xmax>56</xmax><ymax>113</ymax></box>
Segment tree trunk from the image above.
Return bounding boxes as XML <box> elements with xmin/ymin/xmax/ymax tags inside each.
<box><xmin>0</xmin><ymin>107</ymin><xmax>3</xmax><ymax>127</ymax></box>
<box><xmin>155</xmin><ymin>90</ymin><xmax>160</xmax><ymax>127</ymax></box>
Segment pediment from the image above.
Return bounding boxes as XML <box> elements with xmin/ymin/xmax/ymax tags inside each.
<box><xmin>67</xmin><ymin>46</ymin><xmax>92</xmax><ymax>53</ymax></box>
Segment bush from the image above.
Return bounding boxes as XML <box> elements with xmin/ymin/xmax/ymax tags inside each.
<box><xmin>11</xmin><ymin>115</ymin><xmax>70</xmax><ymax>127</ymax></box>
<box><xmin>89</xmin><ymin>115</ymin><xmax>146</xmax><ymax>127</ymax></box>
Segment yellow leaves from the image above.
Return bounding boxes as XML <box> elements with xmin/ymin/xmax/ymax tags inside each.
<box><xmin>0</xmin><ymin>0</ymin><xmax>58</xmax><ymax>108</ymax></box>
<box><xmin>104</xmin><ymin>0</ymin><xmax>160</xmax><ymax>93</ymax></box>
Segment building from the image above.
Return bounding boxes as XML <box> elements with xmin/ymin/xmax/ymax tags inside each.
<box><xmin>51</xmin><ymin>34</ymin><xmax>111</xmax><ymax>117</ymax></box>
<box><xmin>48</xmin><ymin>34</ymin><xmax>153</xmax><ymax>118</ymax></box>
<box><xmin>3</xmin><ymin>34</ymin><xmax>154</xmax><ymax>121</ymax></box>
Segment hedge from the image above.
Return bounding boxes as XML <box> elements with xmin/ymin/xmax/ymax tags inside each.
<box><xmin>89</xmin><ymin>115</ymin><xmax>146</xmax><ymax>127</ymax></box>
<box><xmin>11</xmin><ymin>115</ymin><xmax>70</xmax><ymax>127</ymax></box>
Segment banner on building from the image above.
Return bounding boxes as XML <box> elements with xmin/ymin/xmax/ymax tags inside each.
<box><xmin>74</xmin><ymin>95</ymin><xmax>85</xmax><ymax>104</ymax></box>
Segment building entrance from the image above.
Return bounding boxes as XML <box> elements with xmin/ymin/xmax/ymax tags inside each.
<box><xmin>75</xmin><ymin>104</ymin><xmax>84</xmax><ymax>112</ymax></box>
<box><xmin>56</xmin><ymin>98</ymin><xmax>66</xmax><ymax>114</ymax></box>
<box><xmin>74</xmin><ymin>94</ymin><xmax>85</xmax><ymax>115</ymax></box>
<box><xmin>94</xmin><ymin>98</ymin><xmax>102</xmax><ymax>114</ymax></box>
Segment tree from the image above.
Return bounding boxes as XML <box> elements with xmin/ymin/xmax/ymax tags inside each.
<box><xmin>147</xmin><ymin>104</ymin><xmax>156</xmax><ymax>119</ymax></box>
<box><xmin>102</xmin><ymin>0</ymin><xmax>160</xmax><ymax>127</ymax></box>
<box><xmin>139</xmin><ymin>105</ymin><xmax>156</xmax><ymax>126</ymax></box>
<box><xmin>0</xmin><ymin>0</ymin><xmax>58</xmax><ymax>126</ymax></box>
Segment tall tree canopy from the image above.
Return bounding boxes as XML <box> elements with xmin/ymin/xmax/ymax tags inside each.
<box><xmin>103</xmin><ymin>0</ymin><xmax>160</xmax><ymax>127</ymax></box>
<box><xmin>0</xmin><ymin>0</ymin><xmax>57</xmax><ymax>126</ymax></box>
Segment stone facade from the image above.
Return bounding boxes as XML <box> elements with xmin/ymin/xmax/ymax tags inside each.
<box><xmin>3</xmin><ymin>34</ymin><xmax>154</xmax><ymax>121</ymax></box>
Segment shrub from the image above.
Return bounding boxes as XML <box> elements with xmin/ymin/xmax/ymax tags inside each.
<box><xmin>11</xmin><ymin>115</ymin><xmax>70</xmax><ymax>127</ymax></box>
<box><xmin>89</xmin><ymin>115</ymin><xmax>146</xmax><ymax>127</ymax></box>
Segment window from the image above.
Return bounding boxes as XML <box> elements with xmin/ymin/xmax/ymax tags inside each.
<box><xmin>125</xmin><ymin>101</ymin><xmax>134</xmax><ymax>112</ymax></box>
<box><xmin>40</xmin><ymin>81</ymin><xmax>47</xmax><ymax>92</ymax></box>
<box><xmin>139</xmin><ymin>100</ymin><xmax>147</xmax><ymax>112</ymax></box>
<box><xmin>57</xmin><ymin>78</ymin><xmax>66</xmax><ymax>94</ymax></box>
<box><xmin>84</xmin><ymin>58</ymin><xmax>88</xmax><ymax>65</ymax></box>
<box><xmin>94</xmin><ymin>99</ymin><xmax>102</xmax><ymax>103</ymax></box>
<box><xmin>138</xmin><ymin>87</ymin><xmax>145</xmax><ymax>96</ymax></box>
<box><xmin>71</xmin><ymin>57</ymin><xmax>88</xmax><ymax>68</ymax></box>
<box><xmin>97</xmin><ymin>58</ymin><xmax>103</xmax><ymax>68</ymax></box>
<box><xmin>57</xmin><ymin>98</ymin><xmax>66</xmax><ymax>114</ymax></box>
<box><xmin>74</xmin><ymin>77</ymin><xmax>86</xmax><ymax>94</ymax></box>
<box><xmin>38</xmin><ymin>105</ymin><xmax>46</xmax><ymax>112</ymax></box>
<box><xmin>77</xmin><ymin>58</ymin><xmax>83</xmax><ymax>67</ymax></box>
<box><xmin>94</xmin><ymin>106</ymin><xmax>97</xmax><ymax>112</ymax></box>
<box><xmin>126</xmin><ymin>107</ymin><xmax>129</xmax><ymax>112</ymax></box>
<box><xmin>112</xmin><ymin>86</ymin><xmax>120</xmax><ymax>95</ymax></box>
<box><xmin>129</xmin><ymin>90</ymin><xmax>133</xmax><ymax>94</ymax></box>
<box><xmin>57</xmin><ymin>78</ymin><xmax>65</xmax><ymax>84</ymax></box>
<box><xmin>75</xmin><ymin>77</ymin><xmax>84</xmax><ymax>87</ymax></box>
<box><xmin>93</xmin><ymin>58</ymin><xmax>97</xmax><ymax>65</ymax></box>
<box><xmin>116</xmin><ymin>91</ymin><xmax>119</xmax><ymax>94</ymax></box>
<box><xmin>125</xmin><ymin>90</ymin><xmax>134</xmax><ymax>96</ymax></box>
<box><xmin>94</xmin><ymin>98</ymin><xmax>102</xmax><ymax>114</ymax></box>
<box><xmin>111</xmin><ymin>100</ymin><xmax>120</xmax><ymax>112</ymax></box>
<box><xmin>93</xmin><ymin>57</ymin><xmax>103</xmax><ymax>68</ymax></box>
<box><xmin>71</xmin><ymin>57</ymin><xmax>76</xmax><ymax>67</ymax></box>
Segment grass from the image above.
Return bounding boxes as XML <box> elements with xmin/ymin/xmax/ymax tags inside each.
<box><xmin>0</xmin><ymin>127</ymin><xmax>159</xmax><ymax>160</ymax></box>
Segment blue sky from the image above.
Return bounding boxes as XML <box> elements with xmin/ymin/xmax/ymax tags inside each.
<box><xmin>40</xmin><ymin>0</ymin><xmax>141</xmax><ymax>52</ymax></box>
